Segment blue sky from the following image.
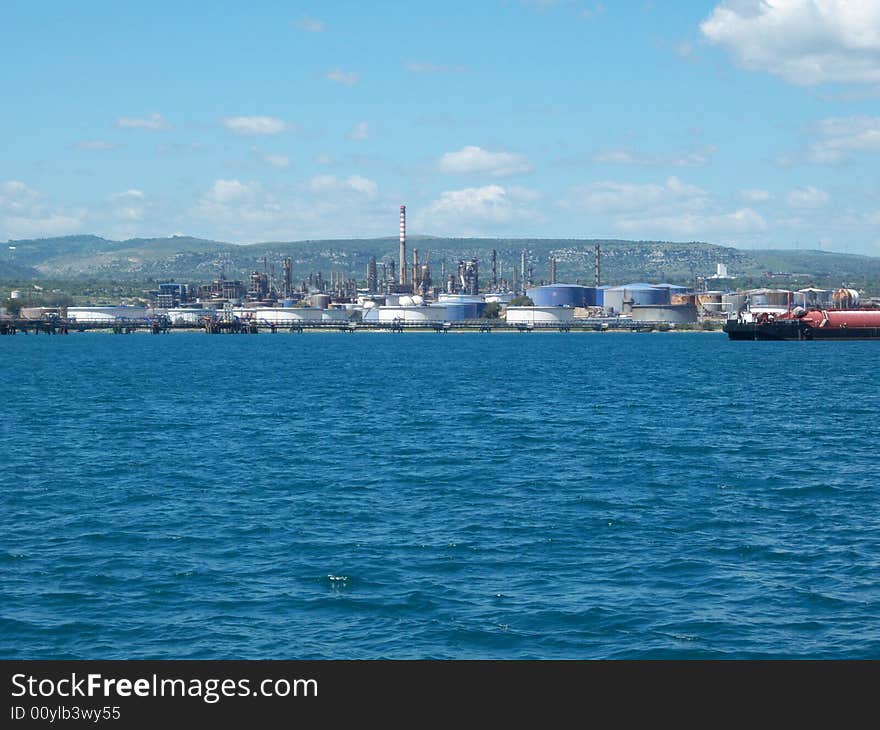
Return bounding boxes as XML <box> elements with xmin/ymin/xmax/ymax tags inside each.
<box><xmin>2</xmin><ymin>0</ymin><xmax>879</xmax><ymax>253</ymax></box>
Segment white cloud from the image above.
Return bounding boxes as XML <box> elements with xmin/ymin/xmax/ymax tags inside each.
<box><xmin>701</xmin><ymin>1</ymin><xmax>880</xmax><ymax>85</ymax></box>
<box><xmin>566</xmin><ymin>176</ymin><xmax>707</xmax><ymax>214</ymax></box>
<box><xmin>307</xmin><ymin>174</ymin><xmax>378</xmax><ymax>198</ymax></box>
<box><xmin>786</xmin><ymin>185</ymin><xmax>829</xmax><ymax>207</ymax></box>
<box><xmin>420</xmin><ymin>185</ymin><xmax>540</xmax><ymax>233</ymax></box>
<box><xmin>190</xmin><ymin>178</ymin><xmax>391</xmax><ymax>241</ymax></box>
<box><xmin>116</xmin><ymin>113</ymin><xmax>168</xmax><ymax>130</ymax></box>
<box><xmin>615</xmin><ymin>208</ymin><xmax>767</xmax><ymax>236</ymax></box>
<box><xmin>348</xmin><ymin>121</ymin><xmax>369</xmax><ymax>140</ymax></box>
<box><xmin>263</xmin><ymin>154</ymin><xmax>290</xmax><ymax>169</ymax></box>
<box><xmin>222</xmin><ymin>116</ymin><xmax>289</xmax><ymax>135</ymax></box>
<box><xmin>592</xmin><ymin>146</ymin><xmax>715</xmax><ymax>167</ymax></box>
<box><xmin>808</xmin><ymin>115</ymin><xmax>880</xmax><ymax>163</ymax></box>
<box><xmin>295</xmin><ymin>16</ymin><xmax>325</xmax><ymax>32</ymax></box>
<box><xmin>0</xmin><ymin>181</ymin><xmax>86</xmax><ymax>239</ymax></box>
<box><xmin>109</xmin><ymin>189</ymin><xmax>147</xmax><ymax>222</ymax></box>
<box><xmin>326</xmin><ymin>69</ymin><xmax>359</xmax><ymax>86</ymax></box>
<box><xmin>203</xmin><ymin>179</ymin><xmax>262</xmax><ymax>205</ymax></box>
<box><xmin>438</xmin><ymin>145</ymin><xmax>532</xmax><ymax>177</ymax></box>
<box><xmin>740</xmin><ymin>188</ymin><xmax>772</xmax><ymax>202</ymax></box>
<box><xmin>75</xmin><ymin>140</ymin><xmax>117</xmax><ymax>150</ymax></box>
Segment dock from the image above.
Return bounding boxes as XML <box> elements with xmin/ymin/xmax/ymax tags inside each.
<box><xmin>1</xmin><ymin>316</ymin><xmax>657</xmax><ymax>335</ymax></box>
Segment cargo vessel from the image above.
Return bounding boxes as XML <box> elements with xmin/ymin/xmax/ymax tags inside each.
<box><xmin>724</xmin><ymin>307</ymin><xmax>880</xmax><ymax>340</ymax></box>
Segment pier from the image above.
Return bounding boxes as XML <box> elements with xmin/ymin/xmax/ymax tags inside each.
<box><xmin>1</xmin><ymin>316</ymin><xmax>657</xmax><ymax>335</ymax></box>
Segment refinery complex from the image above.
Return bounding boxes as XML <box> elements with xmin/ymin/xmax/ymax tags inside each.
<box><xmin>4</xmin><ymin>205</ymin><xmax>876</xmax><ymax>334</ymax></box>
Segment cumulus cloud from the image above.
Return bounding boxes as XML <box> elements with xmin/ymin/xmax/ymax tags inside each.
<box><xmin>565</xmin><ymin>176</ymin><xmax>707</xmax><ymax>214</ymax></box>
<box><xmin>203</xmin><ymin>179</ymin><xmax>262</xmax><ymax>205</ymax></box>
<box><xmin>786</xmin><ymin>185</ymin><xmax>829</xmax><ymax>207</ymax></box>
<box><xmin>420</xmin><ymin>185</ymin><xmax>540</xmax><ymax>233</ymax></box>
<box><xmin>562</xmin><ymin>176</ymin><xmax>769</xmax><ymax>240</ymax></box>
<box><xmin>808</xmin><ymin>115</ymin><xmax>880</xmax><ymax>163</ymax></box>
<box><xmin>592</xmin><ymin>146</ymin><xmax>715</xmax><ymax>167</ymax></box>
<box><xmin>295</xmin><ymin>16</ymin><xmax>325</xmax><ymax>32</ymax></box>
<box><xmin>701</xmin><ymin>1</ymin><xmax>880</xmax><ymax>85</ymax></box>
<box><xmin>190</xmin><ymin>177</ymin><xmax>391</xmax><ymax>241</ymax></box>
<box><xmin>326</xmin><ymin>69</ymin><xmax>359</xmax><ymax>86</ymax></box>
<box><xmin>222</xmin><ymin>116</ymin><xmax>289</xmax><ymax>135</ymax></box>
<box><xmin>348</xmin><ymin>121</ymin><xmax>369</xmax><ymax>140</ymax></box>
<box><xmin>116</xmin><ymin>113</ymin><xmax>168</xmax><ymax>130</ymax></box>
<box><xmin>740</xmin><ymin>188</ymin><xmax>772</xmax><ymax>202</ymax></box>
<box><xmin>438</xmin><ymin>145</ymin><xmax>532</xmax><ymax>177</ymax></box>
<box><xmin>615</xmin><ymin>208</ymin><xmax>767</xmax><ymax>236</ymax></box>
<box><xmin>0</xmin><ymin>180</ymin><xmax>86</xmax><ymax>239</ymax></box>
<box><xmin>109</xmin><ymin>189</ymin><xmax>147</xmax><ymax>222</ymax></box>
<box><xmin>263</xmin><ymin>154</ymin><xmax>290</xmax><ymax>169</ymax></box>
<box><xmin>307</xmin><ymin>174</ymin><xmax>378</xmax><ymax>198</ymax></box>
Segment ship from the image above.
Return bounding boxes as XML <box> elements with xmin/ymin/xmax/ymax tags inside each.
<box><xmin>724</xmin><ymin>307</ymin><xmax>880</xmax><ymax>340</ymax></box>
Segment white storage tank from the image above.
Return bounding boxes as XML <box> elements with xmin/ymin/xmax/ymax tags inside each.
<box><xmin>505</xmin><ymin>306</ymin><xmax>575</xmax><ymax>325</ymax></box>
<box><xmin>248</xmin><ymin>307</ymin><xmax>323</xmax><ymax>323</ymax></box>
<box><xmin>376</xmin><ymin>305</ymin><xmax>447</xmax><ymax>323</ymax></box>
<box><xmin>630</xmin><ymin>304</ymin><xmax>698</xmax><ymax>324</ymax></box>
<box><xmin>67</xmin><ymin>306</ymin><xmax>150</xmax><ymax>323</ymax></box>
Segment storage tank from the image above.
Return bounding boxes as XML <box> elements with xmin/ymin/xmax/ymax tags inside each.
<box><xmin>603</xmin><ymin>284</ymin><xmax>669</xmax><ymax>313</ymax></box>
<box><xmin>832</xmin><ymin>288</ymin><xmax>860</xmax><ymax>308</ymax></box>
<box><xmin>377</xmin><ymin>305</ymin><xmax>447</xmax><ymax>323</ymax></box>
<box><xmin>445</xmin><ymin>301</ymin><xmax>486</xmax><ymax>321</ymax></box>
<box><xmin>505</xmin><ymin>306</ymin><xmax>575</xmax><ymax>325</ymax></box>
<box><xmin>67</xmin><ymin>306</ymin><xmax>150</xmax><ymax>323</ymax></box>
<box><xmin>801</xmin><ymin>309</ymin><xmax>880</xmax><ymax>328</ymax></box>
<box><xmin>630</xmin><ymin>304</ymin><xmax>698</xmax><ymax>324</ymax></box>
<box><xmin>310</xmin><ymin>294</ymin><xmax>331</xmax><ymax>309</ymax></box>
<box><xmin>528</xmin><ymin>284</ymin><xmax>582</xmax><ymax>307</ymax></box>
<box><xmin>250</xmin><ymin>307</ymin><xmax>323</xmax><ymax>323</ymax></box>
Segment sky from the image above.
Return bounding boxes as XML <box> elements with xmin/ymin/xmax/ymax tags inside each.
<box><xmin>1</xmin><ymin>0</ymin><xmax>880</xmax><ymax>254</ymax></box>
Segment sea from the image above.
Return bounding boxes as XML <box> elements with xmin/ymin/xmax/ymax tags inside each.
<box><xmin>2</xmin><ymin>331</ymin><xmax>879</xmax><ymax>659</ymax></box>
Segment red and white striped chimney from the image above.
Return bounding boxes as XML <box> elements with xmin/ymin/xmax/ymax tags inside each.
<box><xmin>399</xmin><ymin>205</ymin><xmax>407</xmax><ymax>285</ymax></box>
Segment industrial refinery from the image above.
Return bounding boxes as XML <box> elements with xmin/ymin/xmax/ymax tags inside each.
<box><xmin>3</xmin><ymin>204</ymin><xmax>877</xmax><ymax>335</ymax></box>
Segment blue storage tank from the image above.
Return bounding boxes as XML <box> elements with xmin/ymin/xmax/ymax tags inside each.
<box><xmin>445</xmin><ymin>302</ymin><xmax>486</xmax><ymax>321</ymax></box>
<box><xmin>528</xmin><ymin>284</ymin><xmax>604</xmax><ymax>307</ymax></box>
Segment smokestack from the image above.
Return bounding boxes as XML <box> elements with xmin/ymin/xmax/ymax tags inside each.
<box><xmin>491</xmin><ymin>249</ymin><xmax>497</xmax><ymax>290</ymax></box>
<box><xmin>549</xmin><ymin>255</ymin><xmax>557</xmax><ymax>285</ymax></box>
<box><xmin>399</xmin><ymin>205</ymin><xmax>407</xmax><ymax>286</ymax></box>
<box><xmin>521</xmin><ymin>250</ymin><xmax>527</xmax><ymax>294</ymax></box>
<box><xmin>594</xmin><ymin>243</ymin><xmax>601</xmax><ymax>289</ymax></box>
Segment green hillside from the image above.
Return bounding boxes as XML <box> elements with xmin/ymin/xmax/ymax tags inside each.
<box><xmin>2</xmin><ymin>234</ymin><xmax>879</xmax><ymax>292</ymax></box>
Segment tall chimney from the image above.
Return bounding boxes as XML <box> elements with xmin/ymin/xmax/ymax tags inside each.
<box><xmin>594</xmin><ymin>243</ymin><xmax>601</xmax><ymax>289</ymax></box>
<box><xmin>491</xmin><ymin>249</ymin><xmax>498</xmax><ymax>290</ymax></box>
<box><xmin>549</xmin><ymin>255</ymin><xmax>557</xmax><ymax>285</ymax></box>
<box><xmin>399</xmin><ymin>205</ymin><xmax>407</xmax><ymax>286</ymax></box>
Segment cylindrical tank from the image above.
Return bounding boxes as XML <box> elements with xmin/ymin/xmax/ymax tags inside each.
<box><xmin>310</xmin><ymin>294</ymin><xmax>331</xmax><ymax>309</ymax></box>
<box><xmin>66</xmin><ymin>306</ymin><xmax>150</xmax><ymax>322</ymax></box>
<box><xmin>377</xmin><ymin>305</ymin><xmax>447</xmax><ymax>323</ymax></box>
<box><xmin>629</xmin><ymin>304</ymin><xmax>698</xmax><ymax>323</ymax></box>
<box><xmin>832</xmin><ymin>288</ymin><xmax>860</xmax><ymax>308</ymax></box>
<box><xmin>505</xmin><ymin>306</ymin><xmax>574</xmax><ymax>324</ymax></box>
<box><xmin>444</xmin><ymin>302</ymin><xmax>486</xmax><ymax>321</ymax></box>
<box><xmin>802</xmin><ymin>309</ymin><xmax>880</xmax><ymax>328</ymax></box>
<box><xmin>603</xmin><ymin>284</ymin><xmax>669</xmax><ymax>312</ymax></box>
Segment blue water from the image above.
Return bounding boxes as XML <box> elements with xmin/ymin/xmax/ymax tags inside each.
<box><xmin>2</xmin><ymin>332</ymin><xmax>879</xmax><ymax>659</ymax></box>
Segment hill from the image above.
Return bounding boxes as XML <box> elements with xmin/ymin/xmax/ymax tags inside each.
<box><xmin>2</xmin><ymin>234</ymin><xmax>879</xmax><ymax>291</ymax></box>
